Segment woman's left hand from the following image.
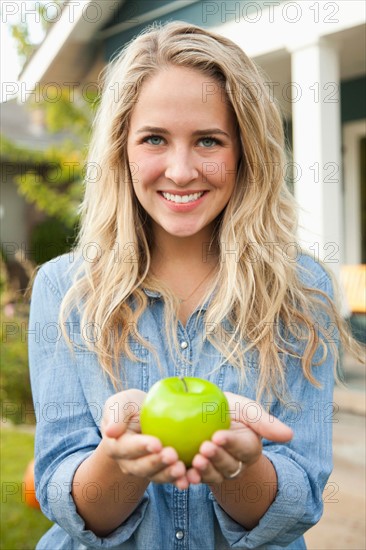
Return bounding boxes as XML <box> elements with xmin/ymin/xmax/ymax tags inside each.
<box><xmin>186</xmin><ymin>391</ymin><xmax>293</xmax><ymax>485</ymax></box>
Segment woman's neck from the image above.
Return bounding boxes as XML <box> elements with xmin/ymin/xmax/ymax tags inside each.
<box><xmin>149</xmin><ymin>227</ymin><xmax>219</xmax><ymax>325</ymax></box>
<box><xmin>150</xmin><ymin>229</ymin><xmax>219</xmax><ymax>273</ymax></box>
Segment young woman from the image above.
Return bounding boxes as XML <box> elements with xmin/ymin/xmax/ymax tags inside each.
<box><xmin>29</xmin><ymin>21</ymin><xmax>360</xmax><ymax>549</ymax></box>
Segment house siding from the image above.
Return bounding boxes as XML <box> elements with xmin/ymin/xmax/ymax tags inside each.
<box><xmin>102</xmin><ymin>0</ymin><xmax>286</xmax><ymax>61</ymax></box>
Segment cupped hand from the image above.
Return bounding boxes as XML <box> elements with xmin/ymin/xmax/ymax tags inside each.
<box><xmin>186</xmin><ymin>391</ymin><xmax>293</xmax><ymax>485</ymax></box>
<box><xmin>101</xmin><ymin>389</ymin><xmax>189</xmax><ymax>489</ymax></box>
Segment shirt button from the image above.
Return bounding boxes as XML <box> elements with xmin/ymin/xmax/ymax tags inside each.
<box><xmin>175</xmin><ymin>530</ymin><xmax>184</xmax><ymax>540</ymax></box>
<box><xmin>180</xmin><ymin>341</ymin><xmax>188</xmax><ymax>349</ymax></box>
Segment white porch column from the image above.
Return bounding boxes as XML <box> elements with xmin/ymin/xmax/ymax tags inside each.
<box><xmin>290</xmin><ymin>39</ymin><xmax>343</xmax><ymax>277</ymax></box>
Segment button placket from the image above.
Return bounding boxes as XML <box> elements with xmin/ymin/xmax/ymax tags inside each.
<box><xmin>176</xmin><ymin>326</ymin><xmax>191</xmax><ymax>378</ymax></box>
<box><xmin>173</xmin><ymin>486</ymin><xmax>188</xmax><ymax>549</ymax></box>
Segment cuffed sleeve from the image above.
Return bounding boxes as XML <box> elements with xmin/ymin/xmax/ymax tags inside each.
<box><xmin>210</xmin><ymin>265</ymin><xmax>337</xmax><ymax>548</ymax></box>
<box><xmin>45</xmin><ymin>450</ymin><xmax>150</xmax><ymax>548</ymax></box>
<box><xmin>210</xmin><ymin>448</ymin><xmax>311</xmax><ymax>548</ymax></box>
<box><xmin>29</xmin><ymin>260</ymin><xmax>149</xmax><ymax>548</ymax></box>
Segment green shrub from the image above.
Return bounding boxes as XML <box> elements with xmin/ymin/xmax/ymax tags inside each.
<box><xmin>1</xmin><ymin>316</ymin><xmax>35</xmax><ymax>425</ymax></box>
<box><xmin>29</xmin><ymin>217</ymin><xmax>76</xmax><ymax>265</ymax></box>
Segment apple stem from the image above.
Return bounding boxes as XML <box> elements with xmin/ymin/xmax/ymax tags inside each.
<box><xmin>179</xmin><ymin>376</ymin><xmax>188</xmax><ymax>392</ymax></box>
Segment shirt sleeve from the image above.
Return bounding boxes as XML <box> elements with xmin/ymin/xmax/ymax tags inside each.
<box><xmin>211</xmin><ymin>270</ymin><xmax>337</xmax><ymax>548</ymax></box>
<box><xmin>28</xmin><ymin>262</ymin><xmax>150</xmax><ymax>548</ymax></box>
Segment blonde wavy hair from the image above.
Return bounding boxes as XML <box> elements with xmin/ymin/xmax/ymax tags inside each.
<box><xmin>60</xmin><ymin>21</ymin><xmax>362</xmax><ymax>402</ymax></box>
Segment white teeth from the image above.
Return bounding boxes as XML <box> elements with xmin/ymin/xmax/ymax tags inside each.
<box><xmin>161</xmin><ymin>192</ymin><xmax>204</xmax><ymax>203</ymax></box>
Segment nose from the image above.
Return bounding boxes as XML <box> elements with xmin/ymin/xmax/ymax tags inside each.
<box><xmin>164</xmin><ymin>147</ymin><xmax>199</xmax><ymax>186</ymax></box>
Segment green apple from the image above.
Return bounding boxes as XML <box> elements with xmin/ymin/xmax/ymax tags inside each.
<box><xmin>140</xmin><ymin>377</ymin><xmax>231</xmax><ymax>466</ymax></box>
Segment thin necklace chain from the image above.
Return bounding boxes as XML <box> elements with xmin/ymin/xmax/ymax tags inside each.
<box><xmin>178</xmin><ymin>265</ymin><xmax>217</xmax><ymax>303</ymax></box>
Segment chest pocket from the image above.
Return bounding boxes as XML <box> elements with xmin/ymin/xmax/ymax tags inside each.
<box><xmin>73</xmin><ymin>333</ymin><xmax>151</xmax><ymax>394</ymax></box>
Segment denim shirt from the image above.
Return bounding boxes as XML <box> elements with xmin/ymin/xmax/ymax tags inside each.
<box><xmin>28</xmin><ymin>253</ymin><xmax>336</xmax><ymax>549</ymax></box>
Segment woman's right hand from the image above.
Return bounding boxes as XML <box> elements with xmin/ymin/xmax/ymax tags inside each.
<box><xmin>101</xmin><ymin>389</ymin><xmax>189</xmax><ymax>489</ymax></box>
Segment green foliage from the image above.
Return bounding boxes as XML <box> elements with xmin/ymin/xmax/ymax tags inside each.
<box><xmin>30</xmin><ymin>218</ymin><xmax>77</xmax><ymax>264</ymax></box>
<box><xmin>1</xmin><ymin>134</ymin><xmax>85</xmax><ymax>228</ymax></box>
<box><xmin>15</xmin><ymin>164</ymin><xmax>82</xmax><ymax>229</ymax></box>
<box><xmin>37</xmin><ymin>83</ymin><xmax>99</xmax><ymax>139</ymax></box>
<box><xmin>1</xmin><ymin>134</ymin><xmax>47</xmax><ymax>164</ymax></box>
<box><xmin>10</xmin><ymin>23</ymin><xmax>34</xmax><ymax>66</ymax></box>
<box><xmin>1</xmin><ymin>429</ymin><xmax>53</xmax><ymax>549</ymax></box>
<box><xmin>0</xmin><ymin>316</ymin><xmax>35</xmax><ymax>425</ymax></box>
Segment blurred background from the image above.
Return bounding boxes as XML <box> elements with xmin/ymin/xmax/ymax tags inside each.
<box><xmin>1</xmin><ymin>1</ymin><xmax>365</xmax><ymax>548</ymax></box>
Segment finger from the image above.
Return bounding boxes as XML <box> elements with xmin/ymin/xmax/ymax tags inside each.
<box><xmin>102</xmin><ymin>389</ymin><xmax>146</xmax><ymax>438</ymax></box>
<box><xmin>186</xmin><ymin>467</ymin><xmax>201</xmax><ymax>485</ymax></box>
<box><xmin>200</xmin><ymin>440</ymin><xmax>242</xmax><ymax>470</ymax></box>
<box><xmin>105</xmin><ymin>433</ymin><xmax>163</xmax><ymax>460</ymax></box>
<box><xmin>103</xmin><ymin>419</ymin><xmax>132</xmax><ymax>439</ymax></box>
<box><xmin>150</xmin><ymin>460</ymin><xmax>187</xmax><ymax>484</ymax></box>
<box><xmin>125</xmin><ymin>450</ymin><xmax>186</xmax><ymax>483</ymax></box>
<box><xmin>189</xmin><ymin>454</ymin><xmax>224</xmax><ymax>484</ymax></box>
<box><xmin>124</xmin><ymin>451</ymin><xmax>175</xmax><ymax>478</ymax></box>
<box><xmin>211</xmin><ymin>426</ymin><xmax>261</xmax><ymax>460</ymax></box>
<box><xmin>174</xmin><ymin>476</ymin><xmax>190</xmax><ymax>490</ymax></box>
<box><xmin>224</xmin><ymin>392</ymin><xmax>293</xmax><ymax>442</ymax></box>
<box><xmin>149</xmin><ymin>449</ymin><xmax>189</xmax><ymax>487</ymax></box>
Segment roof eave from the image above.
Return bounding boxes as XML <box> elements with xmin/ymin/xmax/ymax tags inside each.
<box><xmin>19</xmin><ymin>0</ymin><xmax>125</xmax><ymax>89</ymax></box>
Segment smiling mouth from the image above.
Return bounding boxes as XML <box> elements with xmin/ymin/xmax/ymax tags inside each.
<box><xmin>159</xmin><ymin>191</ymin><xmax>206</xmax><ymax>204</ymax></box>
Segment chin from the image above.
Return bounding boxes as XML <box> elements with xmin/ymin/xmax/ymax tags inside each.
<box><xmin>168</xmin><ymin>228</ymin><xmax>202</xmax><ymax>238</ymax></box>
<box><xmin>160</xmin><ymin>223</ymin><xmax>200</xmax><ymax>237</ymax></box>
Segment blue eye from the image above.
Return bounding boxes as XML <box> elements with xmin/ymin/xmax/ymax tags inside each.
<box><xmin>199</xmin><ymin>137</ymin><xmax>220</xmax><ymax>147</ymax></box>
<box><xmin>144</xmin><ymin>135</ymin><xmax>164</xmax><ymax>145</ymax></box>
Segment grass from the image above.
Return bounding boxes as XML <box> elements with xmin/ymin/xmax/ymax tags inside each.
<box><xmin>1</xmin><ymin>428</ymin><xmax>53</xmax><ymax>550</ymax></box>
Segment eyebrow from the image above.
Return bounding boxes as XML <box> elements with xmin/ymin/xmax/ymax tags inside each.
<box><xmin>136</xmin><ymin>126</ymin><xmax>230</xmax><ymax>138</ymax></box>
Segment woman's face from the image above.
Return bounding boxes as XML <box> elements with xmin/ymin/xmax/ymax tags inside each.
<box><xmin>127</xmin><ymin>66</ymin><xmax>240</xmax><ymax>242</ymax></box>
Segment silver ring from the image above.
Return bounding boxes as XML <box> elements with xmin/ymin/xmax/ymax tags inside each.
<box><xmin>226</xmin><ymin>460</ymin><xmax>243</xmax><ymax>479</ymax></box>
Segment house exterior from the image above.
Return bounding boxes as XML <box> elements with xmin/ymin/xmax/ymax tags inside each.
<box><xmin>6</xmin><ymin>0</ymin><xmax>366</xmax><ymax>278</ymax></box>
